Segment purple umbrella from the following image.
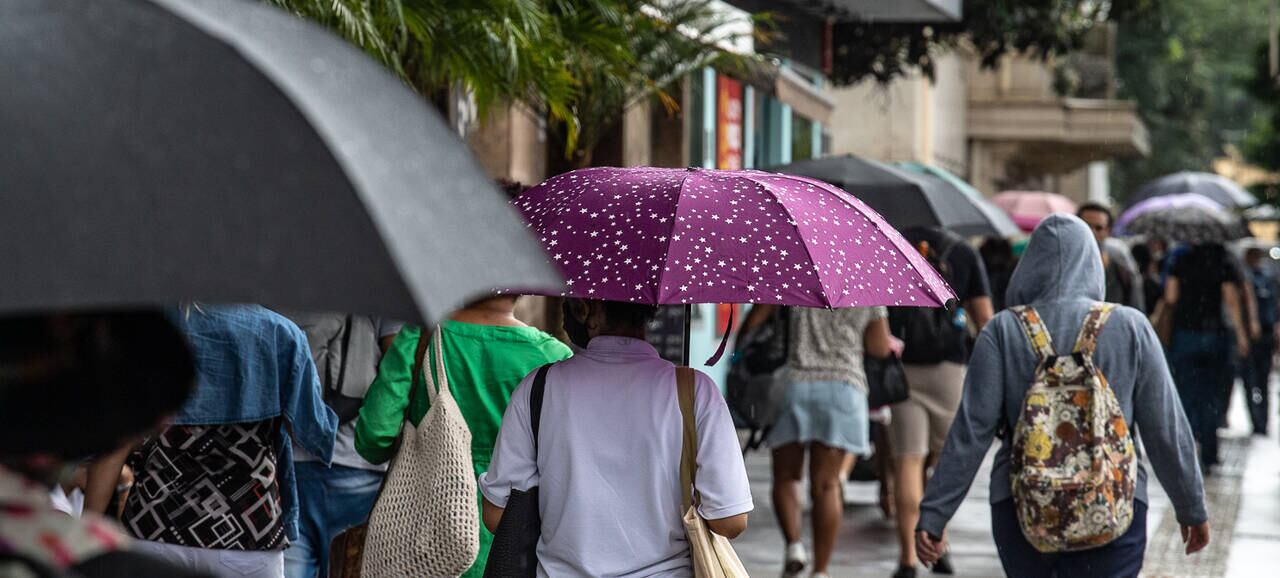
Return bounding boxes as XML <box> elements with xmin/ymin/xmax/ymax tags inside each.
<box><xmin>514</xmin><ymin>167</ymin><xmax>955</xmax><ymax>363</ymax></box>
<box><xmin>1115</xmin><ymin>193</ymin><xmax>1225</xmax><ymax>236</ymax></box>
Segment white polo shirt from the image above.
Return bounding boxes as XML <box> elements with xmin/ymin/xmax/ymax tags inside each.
<box><xmin>479</xmin><ymin>336</ymin><xmax>753</xmax><ymax>578</ymax></box>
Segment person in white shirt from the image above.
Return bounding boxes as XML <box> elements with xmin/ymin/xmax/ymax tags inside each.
<box><xmin>480</xmin><ymin>299</ymin><xmax>753</xmax><ymax>577</ymax></box>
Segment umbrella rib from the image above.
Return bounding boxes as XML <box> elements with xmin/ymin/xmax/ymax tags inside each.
<box><xmin>757</xmin><ymin>174</ymin><xmax>846</xmax><ymax>309</ymax></box>
<box><xmin>651</xmin><ymin>170</ymin><xmax>693</xmax><ymax>304</ymax></box>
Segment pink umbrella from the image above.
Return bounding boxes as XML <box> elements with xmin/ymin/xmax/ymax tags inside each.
<box><xmin>514</xmin><ymin>166</ymin><xmax>954</xmax><ymax>308</ymax></box>
<box><xmin>992</xmin><ymin>191</ymin><xmax>1079</xmax><ymax>232</ymax></box>
<box><xmin>514</xmin><ymin>167</ymin><xmax>956</xmax><ymax>363</ymax></box>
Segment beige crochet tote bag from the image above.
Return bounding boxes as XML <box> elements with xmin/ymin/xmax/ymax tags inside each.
<box><xmin>362</xmin><ymin>326</ymin><xmax>479</xmax><ymax>577</ymax></box>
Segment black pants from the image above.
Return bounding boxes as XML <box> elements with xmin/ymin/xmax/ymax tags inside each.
<box><xmin>1242</xmin><ymin>331</ymin><xmax>1274</xmax><ymax>434</ymax></box>
<box><xmin>992</xmin><ymin>500</ymin><xmax>1148</xmax><ymax>578</ymax></box>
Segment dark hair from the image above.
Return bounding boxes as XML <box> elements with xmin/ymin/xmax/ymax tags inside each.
<box><xmin>1077</xmin><ymin>202</ymin><xmax>1114</xmax><ymax>227</ymax></box>
<box><xmin>1245</xmin><ymin>247</ymin><xmax>1265</xmax><ymax>260</ymax></box>
<box><xmin>0</xmin><ymin>310</ymin><xmax>196</xmax><ymax>458</ymax></box>
<box><xmin>979</xmin><ymin>236</ymin><xmax>1015</xmax><ymax>270</ymax></box>
<box><xmin>599</xmin><ymin>300</ymin><xmax>659</xmax><ymax>331</ymax></box>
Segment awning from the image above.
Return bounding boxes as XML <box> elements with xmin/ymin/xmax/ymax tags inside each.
<box><xmin>779</xmin><ymin>0</ymin><xmax>962</xmax><ymax>22</ymax></box>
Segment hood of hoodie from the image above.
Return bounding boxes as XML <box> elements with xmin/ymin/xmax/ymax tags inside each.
<box><xmin>1006</xmin><ymin>213</ymin><xmax>1105</xmax><ymax>307</ymax></box>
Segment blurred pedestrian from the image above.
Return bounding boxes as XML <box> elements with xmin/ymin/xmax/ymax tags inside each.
<box><xmin>1130</xmin><ymin>244</ymin><xmax>1163</xmax><ymax>316</ymax></box>
<box><xmin>1165</xmin><ymin>243</ymin><xmax>1249</xmax><ymax>472</ymax></box>
<box><xmin>888</xmin><ymin>226</ymin><xmax>993</xmax><ymax>578</ymax></box>
<box><xmin>1242</xmin><ymin>247</ymin><xmax>1279</xmax><ymax>435</ymax></box>
<box><xmin>480</xmin><ymin>299</ymin><xmax>753</xmax><ymax>576</ymax></box>
<box><xmin>979</xmin><ymin>237</ymin><xmax>1017</xmax><ymax>313</ymax></box>
<box><xmin>756</xmin><ymin>304</ymin><xmax>892</xmax><ymax>578</ymax></box>
<box><xmin>281</xmin><ymin>314</ymin><xmax>401</xmax><ymax>578</ymax></box>
<box><xmin>355</xmin><ymin>295</ymin><xmax>570</xmax><ymax>577</ymax></box>
<box><xmin>915</xmin><ymin>215</ymin><xmax>1209</xmax><ymax>576</ymax></box>
<box><xmin>1078</xmin><ymin>203</ymin><xmax>1143</xmax><ymax>310</ymax></box>
<box><xmin>1</xmin><ymin>311</ymin><xmax>211</xmax><ymax>577</ymax></box>
<box><xmin>86</xmin><ymin>304</ymin><xmax>339</xmax><ymax>578</ymax></box>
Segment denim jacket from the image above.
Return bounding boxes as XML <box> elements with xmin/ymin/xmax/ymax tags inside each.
<box><xmin>168</xmin><ymin>305</ymin><xmax>338</xmax><ymax>541</ymax></box>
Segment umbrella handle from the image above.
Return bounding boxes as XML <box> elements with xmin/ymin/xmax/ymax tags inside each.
<box><xmin>703</xmin><ymin>306</ymin><xmax>734</xmax><ymax>367</ymax></box>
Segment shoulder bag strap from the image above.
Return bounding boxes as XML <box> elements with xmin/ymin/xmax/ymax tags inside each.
<box><xmin>1009</xmin><ymin>306</ymin><xmax>1055</xmax><ymax>362</ymax></box>
<box><xmin>529</xmin><ymin>365</ymin><xmax>551</xmax><ymax>454</ymax></box>
<box><xmin>333</xmin><ymin>314</ymin><xmax>355</xmax><ymax>397</ymax></box>
<box><xmin>406</xmin><ymin>326</ymin><xmax>431</xmax><ymax>423</ymax></box>
<box><xmin>1072</xmin><ymin>303</ymin><xmax>1117</xmax><ymax>355</ymax></box>
<box><xmin>676</xmin><ymin>366</ymin><xmax>697</xmax><ymax>515</ymax></box>
<box><xmin>423</xmin><ymin>325</ymin><xmax>450</xmax><ymax>406</ymax></box>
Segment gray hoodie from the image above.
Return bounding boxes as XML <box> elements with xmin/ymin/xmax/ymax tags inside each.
<box><xmin>917</xmin><ymin>214</ymin><xmax>1207</xmax><ymax>537</ymax></box>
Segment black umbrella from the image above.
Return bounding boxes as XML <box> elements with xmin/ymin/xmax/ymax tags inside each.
<box><xmin>0</xmin><ymin>0</ymin><xmax>560</xmax><ymax>323</ymax></box>
<box><xmin>1129</xmin><ymin>172</ymin><xmax>1258</xmax><ymax>209</ymax></box>
<box><xmin>773</xmin><ymin>155</ymin><xmax>1016</xmax><ymax>237</ymax></box>
<box><xmin>1125</xmin><ymin>205</ymin><xmax>1249</xmax><ymax>244</ymax></box>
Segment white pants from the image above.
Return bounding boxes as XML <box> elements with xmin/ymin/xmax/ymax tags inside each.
<box><xmin>131</xmin><ymin>540</ymin><xmax>284</xmax><ymax>578</ymax></box>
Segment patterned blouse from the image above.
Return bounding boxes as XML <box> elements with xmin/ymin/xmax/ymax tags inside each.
<box><xmin>123</xmin><ymin>419</ymin><xmax>286</xmax><ymax>551</ymax></box>
<box><xmin>785</xmin><ymin>306</ymin><xmax>888</xmax><ymax>391</ymax></box>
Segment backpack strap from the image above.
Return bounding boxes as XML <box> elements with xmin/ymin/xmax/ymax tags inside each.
<box><xmin>677</xmin><ymin>366</ymin><xmax>697</xmax><ymax>515</ymax></box>
<box><xmin>1072</xmin><ymin>303</ymin><xmax>1117</xmax><ymax>355</ymax></box>
<box><xmin>1009</xmin><ymin>305</ymin><xmax>1055</xmax><ymax>362</ymax></box>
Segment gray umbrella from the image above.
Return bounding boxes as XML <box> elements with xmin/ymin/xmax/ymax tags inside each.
<box><xmin>0</xmin><ymin>0</ymin><xmax>560</xmax><ymax>323</ymax></box>
<box><xmin>1129</xmin><ymin>172</ymin><xmax>1258</xmax><ymax>209</ymax></box>
<box><xmin>1125</xmin><ymin>206</ymin><xmax>1249</xmax><ymax>244</ymax></box>
<box><xmin>774</xmin><ymin>155</ymin><xmax>1018</xmax><ymax>237</ymax></box>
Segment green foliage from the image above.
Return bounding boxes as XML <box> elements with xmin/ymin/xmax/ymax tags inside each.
<box><xmin>267</xmin><ymin>0</ymin><xmax>746</xmax><ymax>161</ymax></box>
<box><xmin>1243</xmin><ymin>42</ymin><xmax>1280</xmax><ymax>175</ymax></box>
<box><xmin>1110</xmin><ymin>0</ymin><xmax>1272</xmax><ymax>202</ymax></box>
<box><xmin>829</xmin><ymin>0</ymin><xmax>1152</xmax><ymax>85</ymax></box>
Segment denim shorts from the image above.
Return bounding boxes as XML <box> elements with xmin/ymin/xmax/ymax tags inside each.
<box><xmin>766</xmin><ymin>380</ymin><xmax>870</xmax><ymax>454</ymax></box>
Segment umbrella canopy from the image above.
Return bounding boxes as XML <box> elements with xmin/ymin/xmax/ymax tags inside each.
<box><xmin>773</xmin><ymin>155</ymin><xmax>1014</xmax><ymax>238</ymax></box>
<box><xmin>896</xmin><ymin>162</ymin><xmax>1021</xmax><ymax>237</ymax></box>
<box><xmin>1124</xmin><ymin>202</ymin><xmax>1248</xmax><ymax>244</ymax></box>
<box><xmin>513</xmin><ymin>167</ymin><xmax>956</xmax><ymax>309</ymax></box>
<box><xmin>0</xmin><ymin>0</ymin><xmax>560</xmax><ymax>323</ymax></box>
<box><xmin>1115</xmin><ymin>193</ymin><xmax>1225</xmax><ymax>236</ymax></box>
<box><xmin>1129</xmin><ymin>172</ymin><xmax>1257</xmax><ymax>209</ymax></box>
<box><xmin>992</xmin><ymin>191</ymin><xmax>1079</xmax><ymax>232</ymax></box>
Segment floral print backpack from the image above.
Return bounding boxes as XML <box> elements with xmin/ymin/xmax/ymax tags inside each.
<box><xmin>1008</xmin><ymin>303</ymin><xmax>1137</xmax><ymax>553</ymax></box>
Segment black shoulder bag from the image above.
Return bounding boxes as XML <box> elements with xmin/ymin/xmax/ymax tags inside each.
<box><xmin>483</xmin><ymin>364</ymin><xmax>551</xmax><ymax>578</ymax></box>
<box><xmin>865</xmin><ymin>353</ymin><xmax>910</xmax><ymax>408</ymax></box>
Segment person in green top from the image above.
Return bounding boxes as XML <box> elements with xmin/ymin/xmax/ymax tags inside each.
<box><xmin>353</xmin><ymin>295</ymin><xmax>572</xmax><ymax>577</ymax></box>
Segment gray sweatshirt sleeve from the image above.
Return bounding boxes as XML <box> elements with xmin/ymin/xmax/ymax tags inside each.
<box><xmin>1129</xmin><ymin>313</ymin><xmax>1208</xmax><ymax>526</ymax></box>
<box><xmin>917</xmin><ymin>327</ymin><xmax>1005</xmax><ymax>537</ymax></box>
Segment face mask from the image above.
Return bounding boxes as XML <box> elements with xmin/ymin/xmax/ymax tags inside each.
<box><xmin>562</xmin><ymin>300</ymin><xmax>591</xmax><ymax>349</ymax></box>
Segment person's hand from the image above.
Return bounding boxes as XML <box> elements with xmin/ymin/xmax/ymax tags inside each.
<box><xmin>1182</xmin><ymin>522</ymin><xmax>1210</xmax><ymax>555</ymax></box>
<box><xmin>1250</xmin><ymin>320</ymin><xmax>1263</xmax><ymax>341</ymax></box>
<box><xmin>889</xmin><ymin>335</ymin><xmax>905</xmax><ymax>357</ymax></box>
<box><xmin>916</xmin><ymin>530</ymin><xmax>948</xmax><ymax>566</ymax></box>
<box><xmin>1237</xmin><ymin>335</ymin><xmax>1250</xmax><ymax>358</ymax></box>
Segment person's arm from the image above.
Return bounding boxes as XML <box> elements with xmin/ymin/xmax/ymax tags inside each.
<box><xmin>83</xmin><ymin>442</ymin><xmax>135</xmax><ymax>515</ymax></box>
<box><xmin>482</xmin><ymin>497</ymin><xmax>504</xmax><ymax>534</ymax></box>
<box><xmin>354</xmin><ymin>326</ymin><xmax>421</xmax><ymax>464</ymax></box>
<box><xmin>705</xmin><ymin>513</ymin><xmax>749</xmax><ymax>539</ymax></box>
<box><xmin>916</xmin><ymin>324</ymin><xmax>1005</xmax><ymax>538</ymax></box>
<box><xmin>690</xmin><ymin>371</ymin><xmax>754</xmax><ymax>537</ymax></box>
<box><xmin>281</xmin><ymin>325</ymin><xmax>338</xmax><ymax>464</ymax></box>
<box><xmin>1164</xmin><ymin>276</ymin><xmax>1180</xmax><ymax>306</ymax></box>
<box><xmin>863</xmin><ymin>317</ymin><xmax>892</xmax><ymax>359</ymax></box>
<box><xmin>1126</xmin><ymin>309</ymin><xmax>1210</xmax><ymax>552</ymax></box>
<box><xmin>1242</xmin><ymin>279</ymin><xmax>1262</xmax><ymax>340</ymax></box>
<box><xmin>1224</xmin><ymin>283</ymin><xmax>1249</xmax><ymax>358</ymax></box>
<box><xmin>734</xmin><ymin>304</ymin><xmax>776</xmax><ymax>347</ymax></box>
<box><xmin>965</xmin><ymin>297</ymin><xmax>994</xmax><ymax>331</ymax></box>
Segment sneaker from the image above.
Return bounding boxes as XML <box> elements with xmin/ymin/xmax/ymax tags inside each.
<box><xmin>931</xmin><ymin>553</ymin><xmax>955</xmax><ymax>575</ymax></box>
<box><xmin>784</xmin><ymin>542</ymin><xmax>808</xmax><ymax>577</ymax></box>
<box><xmin>892</xmin><ymin>566</ymin><xmax>917</xmax><ymax>578</ymax></box>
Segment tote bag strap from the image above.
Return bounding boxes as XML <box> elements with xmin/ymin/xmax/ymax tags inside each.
<box><xmin>423</xmin><ymin>325</ymin><xmax>453</xmax><ymax>406</ymax></box>
<box><xmin>676</xmin><ymin>366</ymin><xmax>697</xmax><ymax>515</ymax></box>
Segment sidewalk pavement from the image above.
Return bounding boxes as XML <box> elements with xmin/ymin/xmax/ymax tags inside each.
<box><xmin>735</xmin><ymin>379</ymin><xmax>1278</xmax><ymax>577</ymax></box>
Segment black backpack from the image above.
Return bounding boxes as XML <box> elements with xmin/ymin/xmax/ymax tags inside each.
<box><xmin>727</xmin><ymin>306</ymin><xmax>790</xmax><ymax>451</ymax></box>
<box><xmin>889</xmin><ymin>236</ymin><xmax>965</xmax><ymax>365</ymax></box>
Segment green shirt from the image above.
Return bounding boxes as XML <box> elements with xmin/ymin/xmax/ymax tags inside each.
<box><xmin>353</xmin><ymin>321</ymin><xmax>573</xmax><ymax>468</ymax></box>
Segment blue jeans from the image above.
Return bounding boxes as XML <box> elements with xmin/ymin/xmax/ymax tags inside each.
<box><xmin>284</xmin><ymin>462</ymin><xmax>383</xmax><ymax>578</ymax></box>
<box><xmin>1169</xmin><ymin>330</ymin><xmax>1231</xmax><ymax>467</ymax></box>
<box><xmin>992</xmin><ymin>499</ymin><xmax>1148</xmax><ymax>577</ymax></box>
